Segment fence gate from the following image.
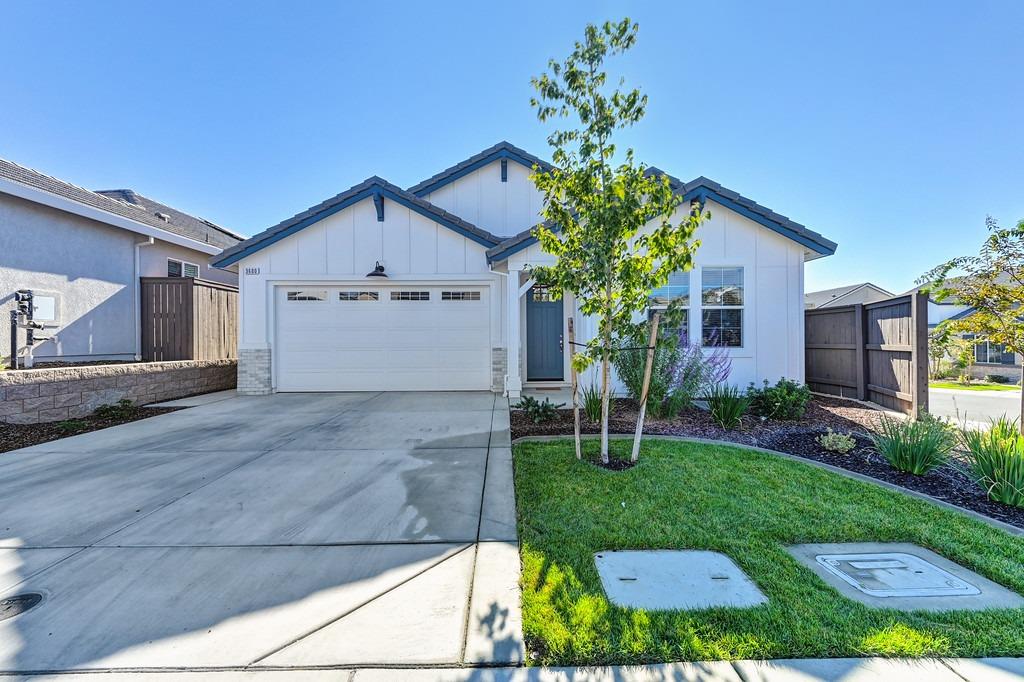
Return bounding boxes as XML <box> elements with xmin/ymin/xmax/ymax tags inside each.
<box><xmin>805</xmin><ymin>292</ymin><xmax>928</xmax><ymax>415</ymax></box>
<box><xmin>140</xmin><ymin>277</ymin><xmax>238</xmax><ymax>362</ymax></box>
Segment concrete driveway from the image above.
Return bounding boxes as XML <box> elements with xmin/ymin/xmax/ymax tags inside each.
<box><xmin>929</xmin><ymin>387</ymin><xmax>1022</xmax><ymax>424</ymax></box>
<box><xmin>0</xmin><ymin>391</ymin><xmax>522</xmax><ymax>673</ymax></box>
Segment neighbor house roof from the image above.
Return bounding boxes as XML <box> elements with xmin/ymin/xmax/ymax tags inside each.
<box><xmin>486</xmin><ymin>171</ymin><xmax>839</xmax><ymax>262</ymax></box>
<box><xmin>805</xmin><ymin>282</ymin><xmax>894</xmax><ymax>309</ymax></box>
<box><xmin>0</xmin><ymin>157</ymin><xmax>236</xmax><ymax>253</ymax></box>
<box><xmin>96</xmin><ymin>189</ymin><xmax>242</xmax><ymax>250</ymax></box>
<box><xmin>408</xmin><ymin>141</ymin><xmax>554</xmax><ymax>197</ymax></box>
<box><xmin>212</xmin><ymin>176</ymin><xmax>504</xmax><ymax>268</ymax></box>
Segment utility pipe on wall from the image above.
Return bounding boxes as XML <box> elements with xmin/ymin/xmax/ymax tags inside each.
<box><xmin>134</xmin><ymin>237</ymin><xmax>154</xmax><ymax>361</ymax></box>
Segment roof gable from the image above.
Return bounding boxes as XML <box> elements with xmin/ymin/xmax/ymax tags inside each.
<box><xmin>486</xmin><ymin>172</ymin><xmax>838</xmax><ymax>262</ymax></box>
<box><xmin>407</xmin><ymin>141</ymin><xmax>553</xmax><ymax>197</ymax></box>
<box><xmin>212</xmin><ymin>176</ymin><xmax>502</xmax><ymax>268</ymax></box>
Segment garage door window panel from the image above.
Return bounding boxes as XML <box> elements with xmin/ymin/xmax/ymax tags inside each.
<box><xmin>338</xmin><ymin>291</ymin><xmax>379</xmax><ymax>301</ymax></box>
<box><xmin>287</xmin><ymin>290</ymin><xmax>328</xmax><ymax>302</ymax></box>
<box><xmin>391</xmin><ymin>291</ymin><xmax>430</xmax><ymax>301</ymax></box>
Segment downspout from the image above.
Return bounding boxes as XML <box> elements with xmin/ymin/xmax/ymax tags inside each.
<box><xmin>134</xmin><ymin>238</ymin><xmax>154</xmax><ymax>361</ymax></box>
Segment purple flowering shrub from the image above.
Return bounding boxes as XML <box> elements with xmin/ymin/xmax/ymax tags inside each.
<box><xmin>614</xmin><ymin>323</ymin><xmax>732</xmax><ymax>419</ymax></box>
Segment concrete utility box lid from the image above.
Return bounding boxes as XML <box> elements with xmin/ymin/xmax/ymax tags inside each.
<box><xmin>788</xmin><ymin>542</ymin><xmax>1024</xmax><ymax>612</ymax></box>
<box><xmin>815</xmin><ymin>552</ymin><xmax>980</xmax><ymax>598</ymax></box>
<box><xmin>594</xmin><ymin>550</ymin><xmax>767</xmax><ymax>611</ymax></box>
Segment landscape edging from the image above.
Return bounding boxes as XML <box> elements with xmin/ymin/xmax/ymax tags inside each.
<box><xmin>511</xmin><ymin>433</ymin><xmax>1024</xmax><ymax>538</ymax></box>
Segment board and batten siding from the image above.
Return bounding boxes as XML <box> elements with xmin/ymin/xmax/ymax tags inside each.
<box><xmin>423</xmin><ymin>160</ymin><xmax>545</xmax><ymax>238</ymax></box>
<box><xmin>505</xmin><ymin>197</ymin><xmax>807</xmax><ymax>390</ymax></box>
<box><xmin>236</xmin><ymin>195</ymin><xmax>506</xmax><ymax>359</ymax></box>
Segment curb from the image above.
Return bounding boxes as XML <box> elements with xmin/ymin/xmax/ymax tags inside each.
<box><xmin>511</xmin><ymin>433</ymin><xmax>1024</xmax><ymax>538</ymax></box>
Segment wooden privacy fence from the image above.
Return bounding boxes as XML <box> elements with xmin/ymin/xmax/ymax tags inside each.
<box><xmin>141</xmin><ymin>277</ymin><xmax>238</xmax><ymax>362</ymax></box>
<box><xmin>805</xmin><ymin>292</ymin><xmax>928</xmax><ymax>415</ymax></box>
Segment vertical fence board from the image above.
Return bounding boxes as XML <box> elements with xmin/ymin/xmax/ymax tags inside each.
<box><xmin>805</xmin><ymin>293</ymin><xmax>928</xmax><ymax>415</ymax></box>
<box><xmin>140</xmin><ymin>278</ymin><xmax>238</xmax><ymax>362</ymax></box>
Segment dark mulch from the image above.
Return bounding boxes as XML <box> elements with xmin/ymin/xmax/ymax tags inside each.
<box><xmin>511</xmin><ymin>395</ymin><xmax>1024</xmax><ymax>530</ymax></box>
<box><xmin>0</xmin><ymin>406</ymin><xmax>181</xmax><ymax>454</ymax></box>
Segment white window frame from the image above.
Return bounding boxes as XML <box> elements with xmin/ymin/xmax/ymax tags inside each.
<box><xmin>168</xmin><ymin>258</ymin><xmax>200</xmax><ymax>279</ymax></box>
<box><xmin>700</xmin><ymin>266</ymin><xmax>744</xmax><ymax>349</ymax></box>
<box><xmin>648</xmin><ymin>270</ymin><xmax>691</xmax><ymax>341</ymax></box>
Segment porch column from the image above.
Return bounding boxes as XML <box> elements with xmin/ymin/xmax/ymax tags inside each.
<box><xmin>506</xmin><ymin>267</ymin><xmax>523</xmax><ymax>398</ymax></box>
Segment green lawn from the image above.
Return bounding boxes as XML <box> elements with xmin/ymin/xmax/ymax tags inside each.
<box><xmin>514</xmin><ymin>439</ymin><xmax>1024</xmax><ymax>665</ymax></box>
<box><xmin>930</xmin><ymin>381</ymin><xmax>1019</xmax><ymax>392</ymax></box>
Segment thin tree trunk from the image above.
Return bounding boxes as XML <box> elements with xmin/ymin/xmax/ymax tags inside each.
<box><xmin>631</xmin><ymin>313</ymin><xmax>660</xmax><ymax>462</ymax></box>
<box><xmin>1019</xmin><ymin>378</ymin><xmax>1023</xmax><ymax>435</ymax></box>
<box><xmin>568</xmin><ymin>317</ymin><xmax>581</xmax><ymax>459</ymax></box>
<box><xmin>600</xmin><ymin>279</ymin><xmax>613</xmax><ymax>464</ymax></box>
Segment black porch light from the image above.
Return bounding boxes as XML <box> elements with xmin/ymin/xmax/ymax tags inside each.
<box><xmin>366</xmin><ymin>261</ymin><xmax>388</xmax><ymax>278</ymax></box>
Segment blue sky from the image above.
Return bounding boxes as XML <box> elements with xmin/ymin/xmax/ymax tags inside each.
<box><xmin>2</xmin><ymin>1</ymin><xmax>1021</xmax><ymax>294</ymax></box>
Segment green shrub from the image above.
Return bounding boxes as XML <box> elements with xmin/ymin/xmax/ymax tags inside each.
<box><xmin>816</xmin><ymin>428</ymin><xmax>857</xmax><ymax>454</ymax></box>
<box><xmin>580</xmin><ymin>384</ymin><xmax>604</xmax><ymax>422</ymax></box>
<box><xmin>513</xmin><ymin>396</ymin><xmax>565</xmax><ymax>424</ymax></box>
<box><xmin>747</xmin><ymin>378</ymin><xmax>812</xmax><ymax>420</ymax></box>
<box><xmin>706</xmin><ymin>384</ymin><xmax>750</xmax><ymax>429</ymax></box>
<box><xmin>614</xmin><ymin>323</ymin><xmax>731</xmax><ymax>420</ymax></box>
<box><xmin>870</xmin><ymin>414</ymin><xmax>956</xmax><ymax>475</ymax></box>
<box><xmin>960</xmin><ymin>417</ymin><xmax>1024</xmax><ymax>508</ymax></box>
<box><xmin>93</xmin><ymin>398</ymin><xmax>136</xmax><ymax>420</ymax></box>
<box><xmin>56</xmin><ymin>419</ymin><xmax>88</xmax><ymax>432</ymax></box>
<box><xmin>985</xmin><ymin>374</ymin><xmax>1011</xmax><ymax>384</ymax></box>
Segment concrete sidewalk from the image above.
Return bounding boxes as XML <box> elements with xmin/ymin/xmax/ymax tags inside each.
<box><xmin>3</xmin><ymin>657</ymin><xmax>1023</xmax><ymax>680</ymax></box>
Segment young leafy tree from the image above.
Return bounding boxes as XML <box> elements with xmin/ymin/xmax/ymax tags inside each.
<box><xmin>921</xmin><ymin>216</ymin><xmax>1024</xmax><ymax>427</ymax></box>
<box><xmin>528</xmin><ymin>19</ymin><xmax>706</xmax><ymax>462</ymax></box>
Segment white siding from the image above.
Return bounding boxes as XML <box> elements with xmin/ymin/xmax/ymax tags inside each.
<box><xmin>506</xmin><ymin>198</ymin><xmax>808</xmax><ymax>390</ymax></box>
<box><xmin>424</xmin><ymin>160</ymin><xmax>545</xmax><ymax>238</ymax></box>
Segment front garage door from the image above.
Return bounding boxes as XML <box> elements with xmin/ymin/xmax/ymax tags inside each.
<box><xmin>275</xmin><ymin>285</ymin><xmax>491</xmax><ymax>391</ymax></box>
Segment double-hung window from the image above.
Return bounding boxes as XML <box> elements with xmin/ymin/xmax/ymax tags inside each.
<box><xmin>648</xmin><ymin>271</ymin><xmax>689</xmax><ymax>336</ymax></box>
<box><xmin>168</xmin><ymin>258</ymin><xmax>200</xmax><ymax>278</ymax></box>
<box><xmin>701</xmin><ymin>267</ymin><xmax>743</xmax><ymax>347</ymax></box>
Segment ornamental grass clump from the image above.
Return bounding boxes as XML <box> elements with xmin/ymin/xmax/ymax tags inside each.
<box><xmin>870</xmin><ymin>414</ymin><xmax>956</xmax><ymax>475</ymax></box>
<box><xmin>706</xmin><ymin>384</ymin><xmax>749</xmax><ymax>429</ymax></box>
<box><xmin>960</xmin><ymin>417</ymin><xmax>1024</xmax><ymax>508</ymax></box>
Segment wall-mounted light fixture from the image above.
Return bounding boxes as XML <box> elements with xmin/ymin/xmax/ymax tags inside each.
<box><xmin>366</xmin><ymin>261</ymin><xmax>387</xmax><ymax>278</ymax></box>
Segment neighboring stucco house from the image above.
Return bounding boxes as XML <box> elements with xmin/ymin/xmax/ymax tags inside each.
<box><xmin>213</xmin><ymin>142</ymin><xmax>837</xmax><ymax>397</ymax></box>
<box><xmin>805</xmin><ymin>282</ymin><xmax>893</xmax><ymax>309</ymax></box>
<box><xmin>1</xmin><ymin>158</ymin><xmax>242</xmax><ymax>364</ymax></box>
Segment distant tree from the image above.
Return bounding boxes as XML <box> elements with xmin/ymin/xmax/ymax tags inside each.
<box><xmin>921</xmin><ymin>216</ymin><xmax>1024</xmax><ymax>427</ymax></box>
<box><xmin>528</xmin><ymin>19</ymin><xmax>706</xmax><ymax>463</ymax></box>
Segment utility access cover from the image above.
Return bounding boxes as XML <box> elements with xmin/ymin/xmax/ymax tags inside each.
<box><xmin>815</xmin><ymin>552</ymin><xmax>980</xmax><ymax>598</ymax></box>
<box><xmin>594</xmin><ymin>550</ymin><xmax>766</xmax><ymax>610</ymax></box>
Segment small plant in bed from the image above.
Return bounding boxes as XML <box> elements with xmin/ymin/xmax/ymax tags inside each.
<box><xmin>747</xmin><ymin>378</ymin><xmax>811</xmax><ymax>420</ymax></box>
<box><xmin>871</xmin><ymin>413</ymin><xmax>956</xmax><ymax>475</ymax></box>
<box><xmin>513</xmin><ymin>396</ymin><xmax>565</xmax><ymax>424</ymax></box>
<box><xmin>706</xmin><ymin>383</ymin><xmax>749</xmax><ymax>429</ymax></box>
<box><xmin>816</xmin><ymin>428</ymin><xmax>857</xmax><ymax>454</ymax></box>
<box><xmin>961</xmin><ymin>417</ymin><xmax>1024</xmax><ymax>508</ymax></box>
<box><xmin>93</xmin><ymin>398</ymin><xmax>138</xmax><ymax>420</ymax></box>
<box><xmin>580</xmin><ymin>383</ymin><xmax>605</xmax><ymax>422</ymax></box>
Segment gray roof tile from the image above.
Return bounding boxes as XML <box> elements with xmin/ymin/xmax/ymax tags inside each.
<box><xmin>0</xmin><ymin>157</ymin><xmax>240</xmax><ymax>250</ymax></box>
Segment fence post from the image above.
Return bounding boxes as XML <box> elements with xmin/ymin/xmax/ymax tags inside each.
<box><xmin>854</xmin><ymin>303</ymin><xmax>866</xmax><ymax>401</ymax></box>
<box><xmin>911</xmin><ymin>291</ymin><xmax>929</xmax><ymax>415</ymax></box>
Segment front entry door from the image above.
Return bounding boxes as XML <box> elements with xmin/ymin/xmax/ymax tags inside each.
<box><xmin>526</xmin><ymin>286</ymin><xmax>564</xmax><ymax>381</ymax></box>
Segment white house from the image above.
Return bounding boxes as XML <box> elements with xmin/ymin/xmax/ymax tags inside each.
<box><xmin>212</xmin><ymin>142</ymin><xmax>837</xmax><ymax>397</ymax></box>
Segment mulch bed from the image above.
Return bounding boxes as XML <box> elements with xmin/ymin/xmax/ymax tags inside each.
<box><xmin>1</xmin><ymin>406</ymin><xmax>181</xmax><ymax>454</ymax></box>
<box><xmin>512</xmin><ymin>395</ymin><xmax>1024</xmax><ymax>530</ymax></box>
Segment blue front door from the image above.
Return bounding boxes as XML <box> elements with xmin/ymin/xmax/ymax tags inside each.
<box><xmin>526</xmin><ymin>286</ymin><xmax>564</xmax><ymax>381</ymax></box>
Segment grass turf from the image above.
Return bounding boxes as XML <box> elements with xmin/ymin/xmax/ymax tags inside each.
<box><xmin>930</xmin><ymin>381</ymin><xmax>1019</xmax><ymax>392</ymax></box>
<box><xmin>514</xmin><ymin>438</ymin><xmax>1024</xmax><ymax>665</ymax></box>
